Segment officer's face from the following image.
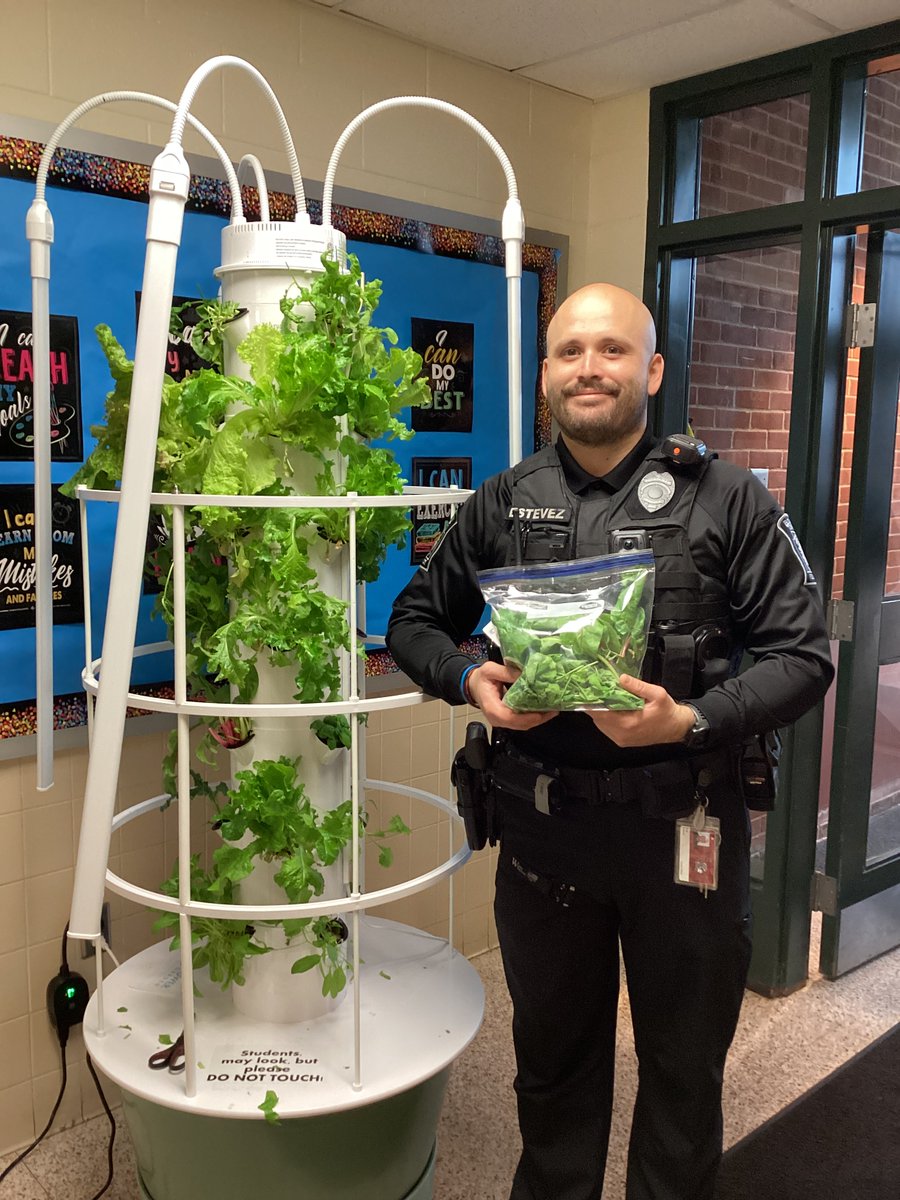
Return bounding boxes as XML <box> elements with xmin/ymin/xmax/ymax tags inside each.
<box><xmin>542</xmin><ymin>286</ymin><xmax>664</xmax><ymax>449</ymax></box>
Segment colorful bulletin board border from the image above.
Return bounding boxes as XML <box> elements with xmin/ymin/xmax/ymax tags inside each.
<box><xmin>0</xmin><ymin>134</ymin><xmax>556</xmax><ymax>737</ymax></box>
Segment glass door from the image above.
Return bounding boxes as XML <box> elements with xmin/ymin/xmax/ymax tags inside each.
<box><xmin>821</xmin><ymin>226</ymin><xmax>900</xmax><ymax>977</ymax></box>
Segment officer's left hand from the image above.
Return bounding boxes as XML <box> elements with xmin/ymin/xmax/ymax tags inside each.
<box><xmin>587</xmin><ymin>675</ymin><xmax>695</xmax><ymax>747</ymax></box>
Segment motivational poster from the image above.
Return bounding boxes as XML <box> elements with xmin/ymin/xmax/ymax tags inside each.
<box><xmin>409</xmin><ymin>457</ymin><xmax>471</xmax><ymax>566</ymax></box>
<box><xmin>0</xmin><ymin>485</ymin><xmax>84</xmax><ymax>629</ymax></box>
<box><xmin>136</xmin><ymin>295</ymin><xmax>219</xmax><ymax>593</ymax></box>
<box><xmin>0</xmin><ymin>310</ymin><xmax>82</xmax><ymax>461</ymax></box>
<box><xmin>410</xmin><ymin>318</ymin><xmax>474</xmax><ymax>433</ymax></box>
<box><xmin>136</xmin><ymin>292</ymin><xmax>219</xmax><ymax>382</ymax></box>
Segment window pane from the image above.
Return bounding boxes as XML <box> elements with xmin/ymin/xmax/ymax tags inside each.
<box><xmin>867</xmin><ymin>228</ymin><xmax>900</xmax><ymax>864</ymax></box>
<box><xmin>868</xmin><ymin>661</ymin><xmax>900</xmax><ymax>866</ymax></box>
<box><xmin>697</xmin><ymin>96</ymin><xmax>810</xmax><ymax>218</ymax></box>
<box><xmin>860</xmin><ymin>58</ymin><xmax>900</xmax><ymax>192</ymax></box>
<box><xmin>687</xmin><ymin>243</ymin><xmax>800</xmax><ymax>506</ymax></box>
<box><xmin>686</xmin><ymin>242</ymin><xmax>802</xmax><ymax>872</ymax></box>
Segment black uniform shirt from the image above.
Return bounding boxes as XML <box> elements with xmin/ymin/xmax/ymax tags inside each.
<box><xmin>555</xmin><ymin>426</ymin><xmax>656</xmax><ymax>500</ymax></box>
<box><xmin>386</xmin><ymin>430</ymin><xmax>834</xmax><ymax>771</ymax></box>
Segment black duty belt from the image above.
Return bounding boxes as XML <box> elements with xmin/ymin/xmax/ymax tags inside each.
<box><xmin>491</xmin><ymin>743</ymin><xmax>652</xmax><ymax>813</ymax></box>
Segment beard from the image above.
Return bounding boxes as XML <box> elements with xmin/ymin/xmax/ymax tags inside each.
<box><xmin>546</xmin><ymin>376</ymin><xmax>647</xmax><ymax>447</ymax></box>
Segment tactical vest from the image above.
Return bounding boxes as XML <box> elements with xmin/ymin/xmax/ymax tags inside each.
<box><xmin>505</xmin><ymin>442</ymin><xmax>736</xmax><ymax>701</ymax></box>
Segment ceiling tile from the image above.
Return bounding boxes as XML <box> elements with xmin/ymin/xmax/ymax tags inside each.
<box><xmin>784</xmin><ymin>0</ymin><xmax>900</xmax><ymax>31</ymax></box>
<box><xmin>520</xmin><ymin>0</ymin><xmax>833</xmax><ymax>99</ymax></box>
<box><xmin>335</xmin><ymin>0</ymin><xmax>733</xmax><ymax>71</ymax></box>
<box><xmin>306</xmin><ymin>1</ymin><xmax>900</xmax><ymax>101</ymax></box>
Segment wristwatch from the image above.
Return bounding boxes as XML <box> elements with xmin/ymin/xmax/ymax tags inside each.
<box><xmin>682</xmin><ymin>703</ymin><xmax>710</xmax><ymax>750</ymax></box>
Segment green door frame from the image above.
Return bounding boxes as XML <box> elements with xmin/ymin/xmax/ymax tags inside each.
<box><xmin>644</xmin><ymin>18</ymin><xmax>900</xmax><ymax>995</ymax></box>
<box><xmin>822</xmin><ymin>226</ymin><xmax>900</xmax><ymax>977</ymax></box>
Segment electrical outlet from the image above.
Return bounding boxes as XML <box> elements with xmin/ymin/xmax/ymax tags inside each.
<box><xmin>81</xmin><ymin>901</ymin><xmax>112</xmax><ymax>959</ymax></box>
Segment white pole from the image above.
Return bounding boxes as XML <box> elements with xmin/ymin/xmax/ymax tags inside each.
<box><xmin>78</xmin><ymin>492</ymin><xmax>95</xmax><ymax>746</ymax></box>
<box><xmin>27</xmin><ymin>240</ymin><xmax>54</xmax><ymax>789</ymax></box>
<box><xmin>502</xmin><ymin>199</ymin><xmax>525</xmax><ymax>467</ymax></box>
<box><xmin>172</xmin><ymin>503</ymin><xmax>197</xmax><ymax>1098</ymax></box>
<box><xmin>68</xmin><ymin>145</ymin><xmax>190</xmax><ymax>941</ymax></box>
<box><xmin>348</xmin><ymin>497</ymin><xmax>363</xmax><ymax>1090</ymax></box>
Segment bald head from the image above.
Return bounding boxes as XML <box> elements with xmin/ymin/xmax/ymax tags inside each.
<box><xmin>547</xmin><ymin>283</ymin><xmax>659</xmax><ymax>361</ymax></box>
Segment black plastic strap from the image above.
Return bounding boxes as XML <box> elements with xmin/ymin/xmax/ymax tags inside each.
<box><xmin>658</xmin><ymin>633</ymin><xmax>696</xmax><ymax>699</ymax></box>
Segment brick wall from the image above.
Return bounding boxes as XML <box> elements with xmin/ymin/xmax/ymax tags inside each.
<box><xmin>688</xmin><ymin>243</ymin><xmax>799</xmax><ymax>508</ymax></box>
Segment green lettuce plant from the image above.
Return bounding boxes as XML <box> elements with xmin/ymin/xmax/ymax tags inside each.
<box><xmin>68</xmin><ymin>252</ymin><xmax>425</xmax><ymax>994</ymax></box>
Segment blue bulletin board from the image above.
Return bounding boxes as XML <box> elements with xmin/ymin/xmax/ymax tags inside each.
<box><xmin>0</xmin><ymin>131</ymin><xmax>561</xmax><ymax>735</ymax></box>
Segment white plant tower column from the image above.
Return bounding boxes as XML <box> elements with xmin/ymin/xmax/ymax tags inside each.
<box><xmin>213</xmin><ymin>216</ymin><xmax>354</xmax><ymax>1024</ymax></box>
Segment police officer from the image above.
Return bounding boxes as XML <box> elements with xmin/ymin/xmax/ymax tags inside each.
<box><xmin>386</xmin><ymin>283</ymin><xmax>834</xmax><ymax>1200</ymax></box>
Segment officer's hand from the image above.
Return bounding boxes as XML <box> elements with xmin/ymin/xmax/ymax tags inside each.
<box><xmin>587</xmin><ymin>675</ymin><xmax>695</xmax><ymax>746</ymax></box>
<box><xmin>465</xmin><ymin>662</ymin><xmax>559</xmax><ymax>730</ymax></box>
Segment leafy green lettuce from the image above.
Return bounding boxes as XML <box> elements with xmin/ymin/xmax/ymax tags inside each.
<box><xmin>492</xmin><ymin>567</ymin><xmax>652</xmax><ymax>712</ymax></box>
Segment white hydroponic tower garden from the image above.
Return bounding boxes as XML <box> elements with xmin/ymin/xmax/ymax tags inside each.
<box><xmin>30</xmin><ymin>57</ymin><xmax>526</xmax><ymax>1200</ymax></box>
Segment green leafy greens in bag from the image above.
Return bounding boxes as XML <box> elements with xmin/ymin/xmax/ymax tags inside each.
<box><xmin>479</xmin><ymin>551</ymin><xmax>655</xmax><ymax>712</ymax></box>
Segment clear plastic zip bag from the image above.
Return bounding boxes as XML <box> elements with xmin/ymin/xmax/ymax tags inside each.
<box><xmin>478</xmin><ymin>551</ymin><xmax>655</xmax><ymax>712</ymax></box>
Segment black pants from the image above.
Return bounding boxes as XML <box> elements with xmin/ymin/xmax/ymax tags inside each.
<box><xmin>493</xmin><ymin>782</ymin><xmax>752</xmax><ymax>1200</ymax></box>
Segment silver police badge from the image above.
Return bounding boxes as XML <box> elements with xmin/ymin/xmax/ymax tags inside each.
<box><xmin>637</xmin><ymin>470</ymin><xmax>676</xmax><ymax>513</ymax></box>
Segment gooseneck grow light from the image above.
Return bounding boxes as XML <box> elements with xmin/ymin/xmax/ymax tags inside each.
<box><xmin>322</xmin><ymin>95</ymin><xmax>526</xmax><ymax>467</ymax></box>
<box><xmin>237</xmin><ymin>153</ymin><xmax>272</xmax><ymax>223</ymax></box>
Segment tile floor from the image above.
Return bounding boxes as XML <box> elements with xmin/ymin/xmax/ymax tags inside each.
<box><xmin>2</xmin><ymin>915</ymin><xmax>898</xmax><ymax>1200</ymax></box>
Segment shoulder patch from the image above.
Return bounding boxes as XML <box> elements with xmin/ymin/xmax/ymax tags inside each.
<box><xmin>776</xmin><ymin>513</ymin><xmax>817</xmax><ymax>586</ymax></box>
<box><xmin>418</xmin><ymin>515</ymin><xmax>456</xmax><ymax>573</ymax></box>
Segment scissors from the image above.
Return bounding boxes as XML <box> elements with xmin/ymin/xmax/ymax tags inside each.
<box><xmin>148</xmin><ymin>1031</ymin><xmax>185</xmax><ymax>1074</ymax></box>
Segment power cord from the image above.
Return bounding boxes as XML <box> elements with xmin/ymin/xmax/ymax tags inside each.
<box><xmin>85</xmin><ymin>1053</ymin><xmax>117</xmax><ymax>1198</ymax></box>
<box><xmin>0</xmin><ymin>1042</ymin><xmax>68</xmax><ymax>1185</ymax></box>
<box><xmin>0</xmin><ymin>924</ymin><xmax>117</xmax><ymax>1198</ymax></box>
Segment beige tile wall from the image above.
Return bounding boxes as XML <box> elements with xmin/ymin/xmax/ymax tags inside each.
<box><xmin>585</xmin><ymin>92</ymin><xmax>652</xmax><ymax>295</ymax></box>
<box><xmin>0</xmin><ymin>697</ymin><xmax>497</xmax><ymax>1155</ymax></box>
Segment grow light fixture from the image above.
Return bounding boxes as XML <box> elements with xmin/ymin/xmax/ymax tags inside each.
<box><xmin>321</xmin><ymin>96</ymin><xmax>526</xmax><ymax>467</ymax></box>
